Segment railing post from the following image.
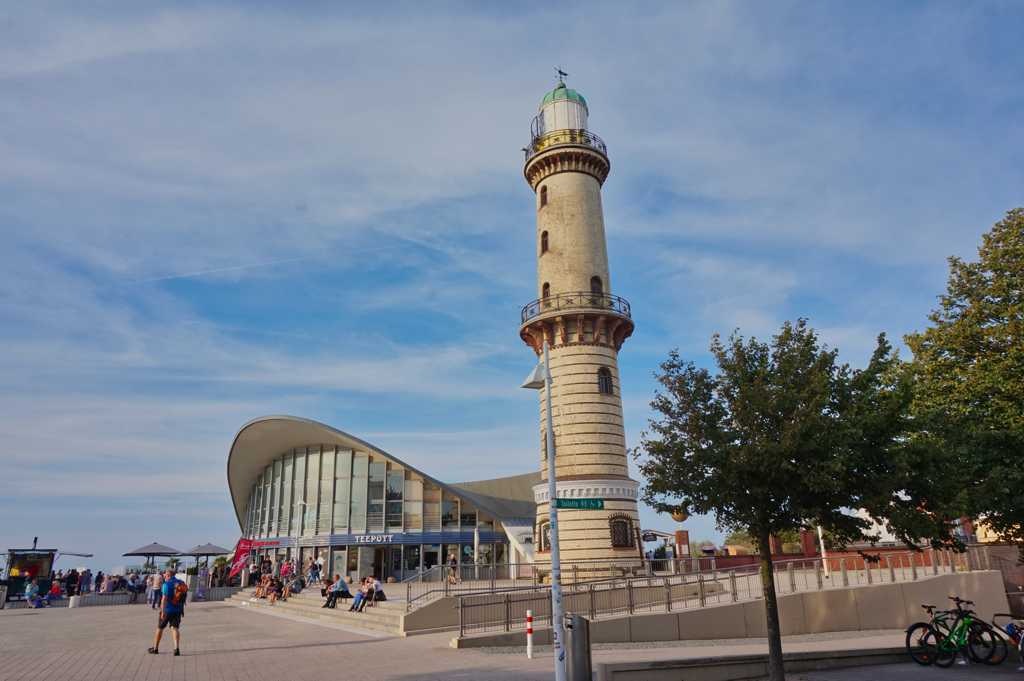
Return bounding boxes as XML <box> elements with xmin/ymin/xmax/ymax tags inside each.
<box><xmin>840</xmin><ymin>560</ymin><xmax>849</xmax><ymax>587</ymax></box>
<box><xmin>573</xmin><ymin>563</ymin><xmax>578</xmax><ymax>587</ymax></box>
<box><xmin>730</xmin><ymin>571</ymin><xmax>738</xmax><ymax>602</ymax></box>
<box><xmin>458</xmin><ymin>597</ymin><xmax>465</xmax><ymax>638</ymax></box>
<box><xmin>664</xmin><ymin>578</ymin><xmax>672</xmax><ymax>612</ymax></box>
<box><xmin>815</xmin><ymin>562</ymin><xmax>823</xmax><ymax>590</ymax></box>
<box><xmin>949</xmin><ymin>550</ymin><xmax>957</xmax><ymax>573</ymax></box>
<box><xmin>787</xmin><ymin>562</ymin><xmax>796</xmax><ymax>593</ymax></box>
<box><xmin>911</xmin><ymin>553</ymin><xmax>918</xmax><ymax>581</ymax></box>
<box><xmin>865</xmin><ymin>558</ymin><xmax>873</xmax><ymax>584</ymax></box>
<box><xmin>626</xmin><ymin>580</ymin><xmax>634</xmax><ymax>615</ymax></box>
<box><xmin>931</xmin><ymin>548</ymin><xmax>939</xmax><ymax>575</ymax></box>
<box><xmin>504</xmin><ymin>592</ymin><xmax>511</xmax><ymax>632</ymax></box>
<box><xmin>698</xmin><ymin>575</ymin><xmax>706</xmax><ymax>607</ymax></box>
<box><xmin>406</xmin><ymin>582</ymin><xmax>411</xmax><ymax>612</ymax></box>
<box><xmin>491</xmin><ymin>565</ymin><xmax>496</xmax><ymax>592</ymax></box>
<box><xmin>888</xmin><ymin>556</ymin><xmax>896</xmax><ymax>582</ymax></box>
<box><xmin>966</xmin><ymin>550</ymin><xmax>975</xmax><ymax>572</ymax></box>
<box><xmin>588</xmin><ymin>583</ymin><xmax>596</xmax><ymax>620</ymax></box>
<box><xmin>444</xmin><ymin>572</ymin><xmax>450</xmax><ymax>597</ymax></box>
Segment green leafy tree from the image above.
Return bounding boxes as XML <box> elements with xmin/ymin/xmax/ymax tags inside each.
<box><xmin>905</xmin><ymin>208</ymin><xmax>1024</xmax><ymax>548</ymax></box>
<box><xmin>636</xmin><ymin>320</ymin><xmax>910</xmax><ymax>681</ymax></box>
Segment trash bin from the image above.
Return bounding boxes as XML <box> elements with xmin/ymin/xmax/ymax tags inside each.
<box><xmin>564</xmin><ymin>613</ymin><xmax>592</xmax><ymax>681</ymax></box>
<box><xmin>69</xmin><ymin>595</ymin><xmax>81</xmax><ymax>608</ymax></box>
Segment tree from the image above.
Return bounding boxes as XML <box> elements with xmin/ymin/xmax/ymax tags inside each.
<box><xmin>636</xmin><ymin>320</ymin><xmax>909</xmax><ymax>681</ymax></box>
<box><xmin>905</xmin><ymin>208</ymin><xmax>1024</xmax><ymax>549</ymax></box>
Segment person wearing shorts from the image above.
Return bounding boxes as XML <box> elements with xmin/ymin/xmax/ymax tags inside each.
<box><xmin>148</xmin><ymin>568</ymin><xmax>185</xmax><ymax>656</ymax></box>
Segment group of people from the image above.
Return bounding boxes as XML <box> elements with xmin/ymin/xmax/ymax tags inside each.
<box><xmin>321</xmin><ymin>574</ymin><xmax>386</xmax><ymax>612</ymax></box>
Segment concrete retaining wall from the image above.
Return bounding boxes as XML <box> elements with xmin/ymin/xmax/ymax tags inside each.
<box><xmin>596</xmin><ymin>647</ymin><xmax>907</xmax><ymax>681</ymax></box>
<box><xmin>453</xmin><ymin>570</ymin><xmax>1007</xmax><ymax>648</ymax></box>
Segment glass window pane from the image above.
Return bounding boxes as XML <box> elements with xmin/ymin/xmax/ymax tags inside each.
<box><xmin>423</xmin><ymin>483</ymin><xmax>441</xmax><ymax>532</ymax></box>
<box><xmin>334</xmin><ymin>449</ymin><xmax>352</xmax><ymax>533</ymax></box>
<box><xmin>293</xmin><ymin>450</ymin><xmax>306</xmax><ymax>535</ymax></box>
<box><xmin>495</xmin><ymin>543</ymin><xmax>507</xmax><ymax>565</ymax></box>
<box><xmin>305</xmin><ymin>447</ymin><xmax>320</xmax><ymax>535</ymax></box>
<box><xmin>386</xmin><ymin>465</ymin><xmax>404</xmax><ymax>531</ymax></box>
<box><xmin>269</xmin><ymin>460</ymin><xmax>281</xmax><ymax>536</ymax></box>
<box><xmin>442</xmin><ymin>493</ymin><xmax>459</xmax><ymax>530</ymax></box>
<box><xmin>404</xmin><ymin>545</ymin><xmax>421</xmax><ymax>573</ymax></box>
<box><xmin>318</xmin><ymin>447</ymin><xmax>335</xmax><ymax>534</ymax></box>
<box><xmin>349</xmin><ymin>452</ymin><xmax>368</xmax><ymax>533</ymax></box>
<box><xmin>423</xmin><ymin>544</ymin><xmax>441</xmax><ymax>571</ymax></box>
<box><xmin>280</xmin><ymin>454</ymin><xmax>293</xmax><ymax>535</ymax></box>
<box><xmin>404</xmin><ymin>474</ymin><xmax>423</xmax><ymax>532</ymax></box>
<box><xmin>461</xmin><ymin>544</ymin><xmax>475</xmax><ymax>565</ymax></box>
<box><xmin>460</xmin><ymin>504</ymin><xmax>477</xmax><ymax>529</ymax></box>
<box><xmin>367</xmin><ymin>458</ymin><xmax>386</xmax><ymax>532</ymax></box>
<box><xmin>479</xmin><ymin>543</ymin><xmax>494</xmax><ymax>566</ymax></box>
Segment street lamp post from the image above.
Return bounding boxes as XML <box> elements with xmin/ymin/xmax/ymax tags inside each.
<box><xmin>522</xmin><ymin>340</ymin><xmax>567</xmax><ymax>681</ymax></box>
<box><xmin>294</xmin><ymin>500</ymin><xmax>307</xmax><ymax>567</ymax></box>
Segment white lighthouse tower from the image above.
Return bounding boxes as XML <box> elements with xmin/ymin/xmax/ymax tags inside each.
<box><xmin>520</xmin><ymin>78</ymin><xmax>641</xmax><ymax>568</ymax></box>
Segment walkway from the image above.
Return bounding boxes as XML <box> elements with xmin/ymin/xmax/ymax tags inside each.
<box><xmin>0</xmin><ymin>601</ymin><xmax>919</xmax><ymax>681</ymax></box>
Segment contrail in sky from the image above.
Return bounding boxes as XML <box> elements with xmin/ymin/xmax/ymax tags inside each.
<box><xmin>132</xmin><ymin>256</ymin><xmax>312</xmax><ymax>283</ymax></box>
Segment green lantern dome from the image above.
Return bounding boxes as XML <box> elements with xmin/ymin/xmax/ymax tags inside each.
<box><xmin>539</xmin><ymin>82</ymin><xmax>588</xmax><ymax>111</ymax></box>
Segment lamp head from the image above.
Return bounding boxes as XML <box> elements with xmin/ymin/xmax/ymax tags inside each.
<box><xmin>520</xmin><ymin>362</ymin><xmax>546</xmax><ymax>390</ymax></box>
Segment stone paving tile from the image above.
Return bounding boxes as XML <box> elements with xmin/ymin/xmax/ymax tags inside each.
<box><xmin>794</xmin><ymin>661</ymin><xmax>1024</xmax><ymax>679</ymax></box>
<box><xmin>0</xmin><ymin>602</ymin><xmax>940</xmax><ymax>681</ymax></box>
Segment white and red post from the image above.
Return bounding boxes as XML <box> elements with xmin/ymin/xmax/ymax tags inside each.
<box><xmin>526</xmin><ymin>609</ymin><xmax>534</xmax><ymax>658</ymax></box>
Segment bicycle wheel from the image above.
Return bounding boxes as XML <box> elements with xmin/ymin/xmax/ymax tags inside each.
<box><xmin>933</xmin><ymin>629</ymin><xmax>957</xmax><ymax>668</ymax></box>
<box><xmin>906</xmin><ymin>622</ymin><xmax>939</xmax><ymax>665</ymax></box>
<box><xmin>968</xmin><ymin>622</ymin><xmax>999</xmax><ymax>663</ymax></box>
<box><xmin>971</xmin><ymin>621</ymin><xmax>1009</xmax><ymax>665</ymax></box>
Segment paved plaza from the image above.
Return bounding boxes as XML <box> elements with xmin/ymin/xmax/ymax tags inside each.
<box><xmin>5</xmin><ymin>600</ymin><xmax>1015</xmax><ymax>681</ymax></box>
<box><xmin>795</xmin><ymin>663</ymin><xmax>1024</xmax><ymax>679</ymax></box>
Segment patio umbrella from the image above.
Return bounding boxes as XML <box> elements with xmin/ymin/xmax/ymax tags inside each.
<box><xmin>178</xmin><ymin>543</ymin><xmax>232</xmax><ymax>567</ymax></box>
<box><xmin>123</xmin><ymin>542</ymin><xmax>181</xmax><ymax>570</ymax></box>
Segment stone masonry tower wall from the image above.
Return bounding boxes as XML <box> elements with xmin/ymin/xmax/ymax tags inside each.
<box><xmin>520</xmin><ymin>81</ymin><xmax>640</xmax><ymax>567</ymax></box>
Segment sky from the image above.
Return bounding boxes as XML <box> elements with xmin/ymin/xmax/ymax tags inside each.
<box><xmin>1</xmin><ymin>1</ymin><xmax>1021</xmax><ymax>572</ymax></box>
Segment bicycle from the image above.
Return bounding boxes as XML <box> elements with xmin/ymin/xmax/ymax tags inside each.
<box><xmin>906</xmin><ymin>597</ymin><xmax>997</xmax><ymax>666</ymax></box>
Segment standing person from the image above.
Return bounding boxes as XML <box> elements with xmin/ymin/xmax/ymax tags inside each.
<box><xmin>447</xmin><ymin>552</ymin><xmax>458</xmax><ymax>584</ymax></box>
<box><xmin>149</xmin><ymin>571</ymin><xmax>164</xmax><ymax>609</ymax></box>
<box><xmin>94</xmin><ymin>571</ymin><xmax>104</xmax><ymax>594</ymax></box>
<box><xmin>80</xmin><ymin>568</ymin><xmax>92</xmax><ymax>594</ymax></box>
<box><xmin>148</xmin><ymin>568</ymin><xmax>186</xmax><ymax>656</ymax></box>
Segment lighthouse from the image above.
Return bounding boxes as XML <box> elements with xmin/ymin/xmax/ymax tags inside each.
<box><xmin>520</xmin><ymin>78</ymin><xmax>641</xmax><ymax>568</ymax></box>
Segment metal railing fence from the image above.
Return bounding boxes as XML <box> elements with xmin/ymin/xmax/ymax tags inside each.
<box><xmin>403</xmin><ymin>556</ymin><xmax>720</xmax><ymax>611</ymax></box>
<box><xmin>456</xmin><ymin>549</ymin><xmax>971</xmax><ymax>638</ymax></box>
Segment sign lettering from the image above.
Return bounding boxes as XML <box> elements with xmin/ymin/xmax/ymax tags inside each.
<box><xmin>353</xmin><ymin>534</ymin><xmax>395</xmax><ymax>544</ymax></box>
<box><xmin>553</xmin><ymin>498</ymin><xmax>604</xmax><ymax>510</ymax></box>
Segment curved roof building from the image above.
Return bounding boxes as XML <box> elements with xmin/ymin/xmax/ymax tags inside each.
<box><xmin>227</xmin><ymin>416</ymin><xmax>537</xmax><ymax>581</ymax></box>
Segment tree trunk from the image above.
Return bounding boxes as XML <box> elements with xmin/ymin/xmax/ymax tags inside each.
<box><xmin>758</xmin><ymin>528</ymin><xmax>785</xmax><ymax>681</ymax></box>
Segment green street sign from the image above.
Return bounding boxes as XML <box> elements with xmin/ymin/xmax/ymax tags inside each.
<box><xmin>554</xmin><ymin>498</ymin><xmax>604</xmax><ymax>510</ymax></box>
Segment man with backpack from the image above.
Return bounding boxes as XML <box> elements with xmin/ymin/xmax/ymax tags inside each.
<box><xmin>148</xmin><ymin>567</ymin><xmax>187</xmax><ymax>656</ymax></box>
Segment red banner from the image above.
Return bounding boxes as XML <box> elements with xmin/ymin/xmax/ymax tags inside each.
<box><xmin>228</xmin><ymin>538</ymin><xmax>253</xmax><ymax>579</ymax></box>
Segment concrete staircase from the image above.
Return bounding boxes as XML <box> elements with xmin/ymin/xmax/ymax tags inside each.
<box><xmin>227</xmin><ymin>587</ymin><xmax>406</xmax><ymax>637</ymax></box>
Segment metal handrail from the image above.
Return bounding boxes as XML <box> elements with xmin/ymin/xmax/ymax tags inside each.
<box><xmin>520</xmin><ymin>291</ymin><xmax>631</xmax><ymax>325</ymax></box>
<box><xmin>456</xmin><ymin>550</ymin><xmax>969</xmax><ymax>638</ymax></box>
<box><xmin>526</xmin><ymin>128</ymin><xmax>607</xmax><ymax>159</ymax></box>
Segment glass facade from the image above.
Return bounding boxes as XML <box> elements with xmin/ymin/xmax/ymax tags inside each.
<box><xmin>244</xmin><ymin>444</ymin><xmax>509</xmax><ymax>580</ymax></box>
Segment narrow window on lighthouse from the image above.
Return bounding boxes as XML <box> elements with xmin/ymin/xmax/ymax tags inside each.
<box><xmin>609</xmin><ymin>515</ymin><xmax>634</xmax><ymax>548</ymax></box>
<box><xmin>540</xmin><ymin>231</ymin><xmax>549</xmax><ymax>254</ymax></box>
<box><xmin>590</xmin><ymin>275</ymin><xmax>603</xmax><ymax>294</ymax></box>
<box><xmin>539</xmin><ymin>185</ymin><xmax>548</xmax><ymax>208</ymax></box>
<box><xmin>598</xmin><ymin>367</ymin><xmax>613</xmax><ymax>395</ymax></box>
<box><xmin>542</xmin><ymin>282</ymin><xmax>550</xmax><ymax>299</ymax></box>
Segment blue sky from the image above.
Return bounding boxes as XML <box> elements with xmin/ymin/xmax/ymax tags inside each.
<box><xmin>1</xmin><ymin>2</ymin><xmax>1021</xmax><ymax>571</ymax></box>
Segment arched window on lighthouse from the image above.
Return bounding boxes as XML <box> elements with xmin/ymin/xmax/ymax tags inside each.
<box><xmin>598</xmin><ymin>367</ymin><xmax>613</xmax><ymax>395</ymax></box>
<box><xmin>540</xmin><ymin>231</ymin><xmax>549</xmax><ymax>254</ymax></box>
<box><xmin>590</xmin><ymin>276</ymin><xmax>603</xmax><ymax>295</ymax></box>
<box><xmin>540</xmin><ymin>185</ymin><xmax>548</xmax><ymax>208</ymax></box>
<box><xmin>609</xmin><ymin>514</ymin><xmax>634</xmax><ymax>548</ymax></box>
<box><xmin>542</xmin><ymin>282</ymin><xmax>550</xmax><ymax>299</ymax></box>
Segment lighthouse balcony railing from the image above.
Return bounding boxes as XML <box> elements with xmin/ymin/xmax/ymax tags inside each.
<box><xmin>521</xmin><ymin>291</ymin><xmax>631</xmax><ymax>325</ymax></box>
<box><xmin>526</xmin><ymin>128</ymin><xmax>607</xmax><ymax>159</ymax></box>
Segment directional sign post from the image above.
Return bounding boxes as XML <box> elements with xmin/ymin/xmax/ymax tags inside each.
<box><xmin>553</xmin><ymin>498</ymin><xmax>604</xmax><ymax>510</ymax></box>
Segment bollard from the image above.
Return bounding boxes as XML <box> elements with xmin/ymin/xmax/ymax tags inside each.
<box><xmin>565</xmin><ymin>614</ymin><xmax>593</xmax><ymax>681</ymax></box>
<box><xmin>932</xmin><ymin>549</ymin><xmax>939</xmax><ymax>575</ymax></box>
<box><xmin>68</xmin><ymin>595</ymin><xmax>81</xmax><ymax>609</ymax></box>
<box><xmin>815</xmin><ymin>562</ymin><xmax>823</xmax><ymax>590</ymax></box>
<box><xmin>888</xmin><ymin>557</ymin><xmax>896</xmax><ymax>582</ymax></box>
<box><xmin>526</xmin><ymin>609</ymin><xmax>534</xmax><ymax>659</ymax></box>
<box><xmin>866</xmin><ymin>559</ymin><xmax>873</xmax><ymax>585</ymax></box>
<box><xmin>841</xmin><ymin>560</ymin><xmax>849</xmax><ymax>587</ymax></box>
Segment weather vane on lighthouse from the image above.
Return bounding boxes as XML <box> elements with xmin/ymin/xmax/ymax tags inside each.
<box><xmin>555</xmin><ymin>67</ymin><xmax>568</xmax><ymax>84</ymax></box>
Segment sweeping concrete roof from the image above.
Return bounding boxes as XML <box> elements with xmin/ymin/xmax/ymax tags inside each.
<box><xmin>226</xmin><ymin>415</ymin><xmax>537</xmax><ymax>531</ymax></box>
